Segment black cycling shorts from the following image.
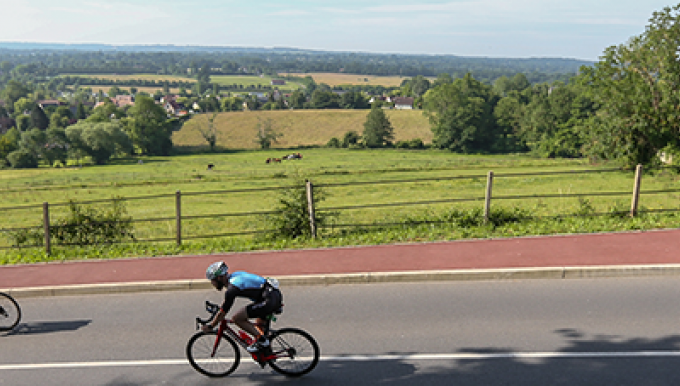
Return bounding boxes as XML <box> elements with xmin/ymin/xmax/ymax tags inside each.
<box><xmin>246</xmin><ymin>287</ymin><xmax>283</xmax><ymax>319</ymax></box>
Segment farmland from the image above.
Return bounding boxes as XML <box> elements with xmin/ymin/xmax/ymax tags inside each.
<box><xmin>174</xmin><ymin>109</ymin><xmax>432</xmax><ymax>150</ymax></box>
<box><xmin>278</xmin><ymin>72</ymin><xmax>422</xmax><ymax>87</ymax></box>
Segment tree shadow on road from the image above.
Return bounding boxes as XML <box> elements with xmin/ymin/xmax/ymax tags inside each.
<box><xmin>243</xmin><ymin>329</ymin><xmax>680</xmax><ymax>386</ymax></box>
<box><xmin>3</xmin><ymin>319</ymin><xmax>91</xmax><ymax>336</ymax></box>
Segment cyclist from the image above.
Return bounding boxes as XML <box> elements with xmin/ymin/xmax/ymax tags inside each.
<box><xmin>202</xmin><ymin>261</ymin><xmax>283</xmax><ymax>353</ymax></box>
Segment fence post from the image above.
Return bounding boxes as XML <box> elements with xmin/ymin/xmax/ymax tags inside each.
<box><xmin>484</xmin><ymin>171</ymin><xmax>494</xmax><ymax>224</ymax></box>
<box><xmin>176</xmin><ymin>190</ymin><xmax>182</xmax><ymax>246</ymax></box>
<box><xmin>43</xmin><ymin>202</ymin><xmax>51</xmax><ymax>255</ymax></box>
<box><xmin>630</xmin><ymin>164</ymin><xmax>643</xmax><ymax>217</ymax></box>
<box><xmin>306</xmin><ymin>180</ymin><xmax>317</xmax><ymax>238</ymax></box>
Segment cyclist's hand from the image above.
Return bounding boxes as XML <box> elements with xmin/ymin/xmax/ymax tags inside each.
<box><xmin>201</xmin><ymin>324</ymin><xmax>213</xmax><ymax>333</ymax></box>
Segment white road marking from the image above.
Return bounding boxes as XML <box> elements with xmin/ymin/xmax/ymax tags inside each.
<box><xmin>2</xmin><ymin>351</ymin><xmax>680</xmax><ymax>370</ymax></box>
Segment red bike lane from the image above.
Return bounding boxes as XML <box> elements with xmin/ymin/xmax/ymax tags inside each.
<box><xmin>1</xmin><ymin>229</ymin><xmax>679</xmax><ymax>290</ymax></box>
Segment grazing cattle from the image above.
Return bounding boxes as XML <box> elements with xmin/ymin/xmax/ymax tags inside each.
<box><xmin>284</xmin><ymin>153</ymin><xmax>303</xmax><ymax>160</ymax></box>
<box><xmin>266</xmin><ymin>158</ymin><xmax>281</xmax><ymax>164</ymax></box>
<box><xmin>207</xmin><ymin>164</ymin><xmax>215</xmax><ymax>170</ymax></box>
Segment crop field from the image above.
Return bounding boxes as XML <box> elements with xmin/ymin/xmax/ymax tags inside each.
<box><xmin>278</xmin><ymin>72</ymin><xmax>433</xmax><ymax>87</ymax></box>
<box><xmin>85</xmin><ymin>86</ymin><xmax>183</xmax><ymax>94</ymax></box>
<box><xmin>61</xmin><ymin>74</ymin><xmax>197</xmax><ymax>83</ymax></box>
<box><xmin>2</xmin><ymin>148</ymin><xmax>680</xmax><ymax>258</ymax></box>
<box><xmin>174</xmin><ymin>109</ymin><xmax>432</xmax><ymax>150</ymax></box>
<box><xmin>211</xmin><ymin>75</ymin><xmax>301</xmax><ymax>92</ymax></box>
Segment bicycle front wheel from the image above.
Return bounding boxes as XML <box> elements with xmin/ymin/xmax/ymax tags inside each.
<box><xmin>268</xmin><ymin>328</ymin><xmax>320</xmax><ymax>377</ymax></box>
<box><xmin>0</xmin><ymin>293</ymin><xmax>21</xmax><ymax>332</ymax></box>
<box><xmin>186</xmin><ymin>331</ymin><xmax>240</xmax><ymax>377</ymax></box>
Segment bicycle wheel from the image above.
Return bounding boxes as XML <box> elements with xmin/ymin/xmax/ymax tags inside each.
<box><xmin>267</xmin><ymin>328</ymin><xmax>320</xmax><ymax>377</ymax></box>
<box><xmin>0</xmin><ymin>293</ymin><xmax>21</xmax><ymax>332</ymax></box>
<box><xmin>186</xmin><ymin>331</ymin><xmax>240</xmax><ymax>377</ymax></box>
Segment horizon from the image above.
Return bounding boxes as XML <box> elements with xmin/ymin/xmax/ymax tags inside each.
<box><xmin>0</xmin><ymin>41</ymin><xmax>595</xmax><ymax>62</ymax></box>
<box><xmin>0</xmin><ymin>1</ymin><xmax>673</xmax><ymax>62</ymax></box>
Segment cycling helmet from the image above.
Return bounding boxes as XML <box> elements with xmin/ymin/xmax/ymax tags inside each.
<box><xmin>206</xmin><ymin>261</ymin><xmax>228</xmax><ymax>280</ymax></box>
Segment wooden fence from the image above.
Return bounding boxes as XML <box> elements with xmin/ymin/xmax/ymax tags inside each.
<box><xmin>2</xmin><ymin>164</ymin><xmax>679</xmax><ymax>255</ymax></box>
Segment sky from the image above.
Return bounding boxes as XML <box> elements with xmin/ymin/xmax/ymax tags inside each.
<box><xmin>0</xmin><ymin>0</ymin><xmax>674</xmax><ymax>61</ymax></box>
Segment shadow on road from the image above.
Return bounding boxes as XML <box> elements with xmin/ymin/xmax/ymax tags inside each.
<box><xmin>4</xmin><ymin>319</ymin><xmax>91</xmax><ymax>336</ymax></box>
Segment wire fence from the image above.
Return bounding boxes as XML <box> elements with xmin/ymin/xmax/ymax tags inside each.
<box><xmin>1</xmin><ymin>164</ymin><xmax>679</xmax><ymax>254</ymax></box>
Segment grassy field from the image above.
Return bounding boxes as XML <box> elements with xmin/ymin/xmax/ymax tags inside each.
<box><xmin>2</xmin><ymin>147</ymin><xmax>680</xmax><ymax>264</ymax></box>
<box><xmin>174</xmin><ymin>109</ymin><xmax>432</xmax><ymax>150</ymax></box>
<box><xmin>211</xmin><ymin>75</ymin><xmax>302</xmax><ymax>92</ymax></box>
<box><xmin>278</xmin><ymin>72</ymin><xmax>425</xmax><ymax>87</ymax></box>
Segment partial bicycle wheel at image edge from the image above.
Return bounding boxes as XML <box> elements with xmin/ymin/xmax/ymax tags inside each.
<box><xmin>0</xmin><ymin>293</ymin><xmax>21</xmax><ymax>332</ymax></box>
<box><xmin>186</xmin><ymin>331</ymin><xmax>241</xmax><ymax>377</ymax></box>
<box><xmin>267</xmin><ymin>328</ymin><xmax>320</xmax><ymax>377</ymax></box>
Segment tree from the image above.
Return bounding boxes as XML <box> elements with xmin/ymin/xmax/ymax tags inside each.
<box><xmin>423</xmin><ymin>73</ymin><xmax>498</xmax><ymax>153</ymax></box>
<box><xmin>362</xmin><ymin>106</ymin><xmax>394</xmax><ymax>148</ymax></box>
<box><xmin>254</xmin><ymin>117</ymin><xmax>282</xmax><ymax>149</ymax></box>
<box><xmin>288</xmin><ymin>90</ymin><xmax>306</xmax><ymax>109</ymax></box>
<box><xmin>50</xmin><ymin>106</ymin><xmax>73</xmax><ymax>128</ymax></box>
<box><xmin>66</xmin><ymin>121</ymin><xmax>131</xmax><ymax>164</ymax></box>
<box><xmin>342</xmin><ymin>131</ymin><xmax>361</xmax><ymax>148</ymax></box>
<box><xmin>125</xmin><ymin>95</ymin><xmax>173</xmax><ymax>155</ymax></box>
<box><xmin>197</xmin><ymin>112</ymin><xmax>218</xmax><ymax>151</ymax></box>
<box><xmin>1</xmin><ymin>80</ymin><xmax>30</xmax><ymax>114</ymax></box>
<box><xmin>578</xmin><ymin>4</ymin><xmax>680</xmax><ymax>166</ymax></box>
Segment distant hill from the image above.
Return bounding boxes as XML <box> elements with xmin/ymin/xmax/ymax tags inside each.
<box><xmin>0</xmin><ymin>42</ymin><xmax>593</xmax><ymax>84</ymax></box>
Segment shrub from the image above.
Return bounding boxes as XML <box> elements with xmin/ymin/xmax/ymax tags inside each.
<box><xmin>260</xmin><ymin>177</ymin><xmax>337</xmax><ymax>240</ymax></box>
<box><xmin>52</xmin><ymin>199</ymin><xmax>136</xmax><ymax>246</ymax></box>
<box><xmin>326</xmin><ymin>137</ymin><xmax>341</xmax><ymax>148</ymax></box>
<box><xmin>7</xmin><ymin>149</ymin><xmax>38</xmax><ymax>168</ymax></box>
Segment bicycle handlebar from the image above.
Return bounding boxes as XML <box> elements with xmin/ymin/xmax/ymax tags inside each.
<box><xmin>195</xmin><ymin>301</ymin><xmax>221</xmax><ymax>330</ymax></box>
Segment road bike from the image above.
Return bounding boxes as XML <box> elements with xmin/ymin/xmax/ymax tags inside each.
<box><xmin>186</xmin><ymin>300</ymin><xmax>320</xmax><ymax>378</ymax></box>
<box><xmin>0</xmin><ymin>292</ymin><xmax>21</xmax><ymax>332</ymax></box>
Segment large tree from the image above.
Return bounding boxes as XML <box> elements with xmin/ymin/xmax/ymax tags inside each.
<box><xmin>579</xmin><ymin>4</ymin><xmax>680</xmax><ymax>166</ymax></box>
<box><xmin>362</xmin><ymin>106</ymin><xmax>394</xmax><ymax>148</ymax></box>
<box><xmin>66</xmin><ymin>122</ymin><xmax>131</xmax><ymax>164</ymax></box>
<box><xmin>423</xmin><ymin>73</ymin><xmax>498</xmax><ymax>153</ymax></box>
<box><xmin>125</xmin><ymin>95</ymin><xmax>173</xmax><ymax>155</ymax></box>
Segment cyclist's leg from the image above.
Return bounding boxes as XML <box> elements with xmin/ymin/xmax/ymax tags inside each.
<box><xmin>232</xmin><ymin>307</ymin><xmax>260</xmax><ymax>338</ymax></box>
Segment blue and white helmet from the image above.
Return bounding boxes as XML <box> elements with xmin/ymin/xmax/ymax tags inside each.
<box><xmin>206</xmin><ymin>262</ymin><xmax>228</xmax><ymax>280</ymax></box>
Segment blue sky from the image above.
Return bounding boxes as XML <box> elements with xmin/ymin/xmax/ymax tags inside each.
<box><xmin>0</xmin><ymin>0</ymin><xmax>673</xmax><ymax>60</ymax></box>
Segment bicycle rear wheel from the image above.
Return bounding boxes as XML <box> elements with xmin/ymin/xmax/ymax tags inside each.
<box><xmin>0</xmin><ymin>293</ymin><xmax>21</xmax><ymax>332</ymax></box>
<box><xmin>267</xmin><ymin>328</ymin><xmax>320</xmax><ymax>377</ymax></box>
<box><xmin>186</xmin><ymin>331</ymin><xmax>240</xmax><ymax>377</ymax></box>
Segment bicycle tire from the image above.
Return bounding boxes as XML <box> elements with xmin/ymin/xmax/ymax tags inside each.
<box><xmin>0</xmin><ymin>293</ymin><xmax>21</xmax><ymax>332</ymax></box>
<box><xmin>186</xmin><ymin>331</ymin><xmax>240</xmax><ymax>377</ymax></box>
<box><xmin>267</xmin><ymin>328</ymin><xmax>320</xmax><ymax>377</ymax></box>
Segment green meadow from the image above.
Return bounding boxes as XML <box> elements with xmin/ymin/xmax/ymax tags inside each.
<box><xmin>2</xmin><ymin>148</ymin><xmax>680</xmax><ymax>265</ymax></box>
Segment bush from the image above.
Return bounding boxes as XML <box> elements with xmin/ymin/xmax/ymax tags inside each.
<box><xmin>260</xmin><ymin>177</ymin><xmax>337</xmax><ymax>240</ymax></box>
<box><xmin>7</xmin><ymin>149</ymin><xmax>38</xmax><ymax>168</ymax></box>
<box><xmin>326</xmin><ymin>137</ymin><xmax>341</xmax><ymax>148</ymax></box>
<box><xmin>5</xmin><ymin>199</ymin><xmax>136</xmax><ymax>247</ymax></box>
<box><xmin>52</xmin><ymin>199</ymin><xmax>136</xmax><ymax>246</ymax></box>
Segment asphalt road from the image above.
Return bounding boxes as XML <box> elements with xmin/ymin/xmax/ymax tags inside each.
<box><xmin>2</xmin><ymin>278</ymin><xmax>680</xmax><ymax>385</ymax></box>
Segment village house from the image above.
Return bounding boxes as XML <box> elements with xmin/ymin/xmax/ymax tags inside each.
<box><xmin>271</xmin><ymin>79</ymin><xmax>286</xmax><ymax>86</ymax></box>
<box><xmin>164</xmin><ymin>100</ymin><xmax>188</xmax><ymax>117</ymax></box>
<box><xmin>391</xmin><ymin>96</ymin><xmax>414</xmax><ymax>110</ymax></box>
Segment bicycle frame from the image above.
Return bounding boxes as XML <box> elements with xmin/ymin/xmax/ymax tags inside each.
<box><xmin>196</xmin><ymin>301</ymin><xmax>279</xmax><ymax>363</ymax></box>
<box><xmin>213</xmin><ymin>319</ymin><xmax>278</xmax><ymax>363</ymax></box>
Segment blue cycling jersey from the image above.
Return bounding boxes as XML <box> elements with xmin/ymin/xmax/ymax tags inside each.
<box><xmin>228</xmin><ymin>271</ymin><xmax>266</xmax><ymax>290</ymax></box>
